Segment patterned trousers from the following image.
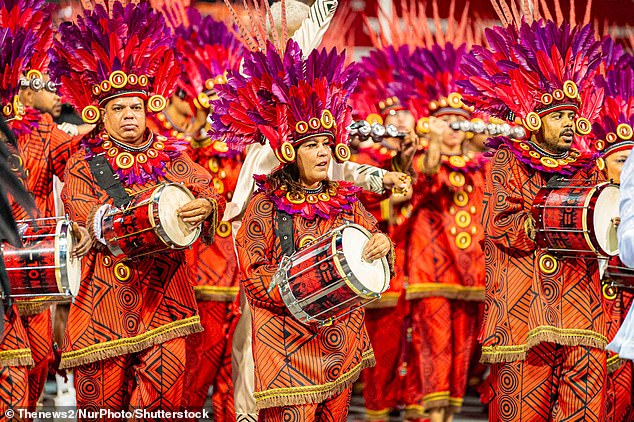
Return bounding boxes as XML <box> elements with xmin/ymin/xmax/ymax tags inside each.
<box><xmin>22</xmin><ymin>309</ymin><xmax>54</xmax><ymax>411</ymax></box>
<box><xmin>0</xmin><ymin>365</ymin><xmax>29</xmax><ymax>421</ymax></box>
<box><xmin>182</xmin><ymin>300</ymin><xmax>235</xmax><ymax>421</ymax></box>
<box><xmin>410</xmin><ymin>297</ymin><xmax>479</xmax><ymax>412</ymax></box>
<box><xmin>363</xmin><ymin>297</ymin><xmax>424</xmax><ymax>421</ymax></box>
<box><xmin>258</xmin><ymin>388</ymin><xmax>352</xmax><ymax>422</ymax></box>
<box><xmin>605</xmin><ymin>360</ymin><xmax>632</xmax><ymax>422</ymax></box>
<box><xmin>74</xmin><ymin>337</ymin><xmax>186</xmax><ymax>421</ymax></box>
<box><xmin>488</xmin><ymin>342</ymin><xmax>607</xmax><ymax>422</ymax></box>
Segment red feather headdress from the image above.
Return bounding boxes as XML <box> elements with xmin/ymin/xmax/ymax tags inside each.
<box><xmin>50</xmin><ymin>1</ymin><xmax>181</xmax><ymax>124</ymax></box>
<box><xmin>211</xmin><ymin>39</ymin><xmax>359</xmax><ymax>165</ymax></box>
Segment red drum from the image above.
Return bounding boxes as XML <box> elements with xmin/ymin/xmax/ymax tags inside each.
<box><xmin>532</xmin><ymin>181</ymin><xmax>619</xmax><ymax>257</ymax></box>
<box><xmin>275</xmin><ymin>224</ymin><xmax>390</xmax><ymax>325</ymax></box>
<box><xmin>1</xmin><ymin>218</ymin><xmax>81</xmax><ymax>301</ymax></box>
<box><xmin>103</xmin><ymin>183</ymin><xmax>200</xmax><ymax>259</ymax></box>
<box><xmin>605</xmin><ymin>256</ymin><xmax>634</xmax><ymax>289</ymax></box>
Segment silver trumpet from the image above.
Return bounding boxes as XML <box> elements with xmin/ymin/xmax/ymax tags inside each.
<box><xmin>449</xmin><ymin>120</ymin><xmax>527</xmax><ymax>139</ymax></box>
<box><xmin>348</xmin><ymin>120</ymin><xmax>406</xmax><ymax>142</ymax></box>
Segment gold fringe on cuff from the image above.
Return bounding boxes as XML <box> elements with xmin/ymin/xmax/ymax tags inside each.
<box><xmin>59</xmin><ymin>316</ymin><xmax>203</xmax><ymax>369</ymax></box>
<box><xmin>481</xmin><ymin>326</ymin><xmax>609</xmax><ymax>364</ymax></box>
<box><xmin>17</xmin><ymin>302</ymin><xmax>51</xmax><ymax>316</ymax></box>
<box><xmin>607</xmin><ymin>354</ymin><xmax>625</xmax><ymax>374</ymax></box>
<box><xmin>0</xmin><ymin>348</ymin><xmax>34</xmax><ymax>368</ymax></box>
<box><xmin>194</xmin><ymin>286</ymin><xmax>239</xmax><ymax>302</ymax></box>
<box><xmin>406</xmin><ymin>284</ymin><xmax>485</xmax><ymax>301</ymax></box>
<box><xmin>365</xmin><ymin>408</ymin><xmax>390</xmax><ymax>421</ymax></box>
<box><xmin>254</xmin><ymin>349</ymin><xmax>376</xmax><ymax>410</ymax></box>
<box><xmin>422</xmin><ymin>391</ymin><xmax>450</xmax><ymax>410</ymax></box>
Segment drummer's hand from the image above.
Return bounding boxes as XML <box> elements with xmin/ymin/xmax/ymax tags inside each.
<box><xmin>178</xmin><ymin>198</ymin><xmax>213</xmax><ymax>229</ymax></box>
<box><xmin>362</xmin><ymin>233</ymin><xmax>391</xmax><ymax>262</ymax></box>
<box><xmin>613</xmin><ymin>217</ymin><xmax>621</xmax><ymax>228</ymax></box>
<box><xmin>71</xmin><ymin>223</ymin><xmax>91</xmax><ymax>259</ymax></box>
<box><xmin>383</xmin><ymin>171</ymin><xmax>411</xmax><ymax>191</ymax></box>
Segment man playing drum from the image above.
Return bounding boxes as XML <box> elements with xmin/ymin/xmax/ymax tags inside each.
<box><xmin>459</xmin><ymin>5</ymin><xmax>609</xmax><ymax>420</ymax></box>
<box><xmin>50</xmin><ymin>2</ymin><xmax>225</xmax><ymax>413</ymax></box>
<box><xmin>213</xmin><ymin>37</ymin><xmax>392</xmax><ymax>421</ymax></box>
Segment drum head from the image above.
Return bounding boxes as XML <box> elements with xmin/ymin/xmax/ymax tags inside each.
<box><xmin>342</xmin><ymin>225</ymin><xmax>390</xmax><ymax>294</ymax></box>
<box><xmin>594</xmin><ymin>185</ymin><xmax>620</xmax><ymax>256</ymax></box>
<box><xmin>157</xmin><ymin>184</ymin><xmax>199</xmax><ymax>247</ymax></box>
<box><xmin>55</xmin><ymin>220</ymin><xmax>82</xmax><ymax>296</ymax></box>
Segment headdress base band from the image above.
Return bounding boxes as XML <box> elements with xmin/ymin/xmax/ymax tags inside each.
<box><xmin>98</xmin><ymin>90</ymin><xmax>150</xmax><ymax>106</ymax></box>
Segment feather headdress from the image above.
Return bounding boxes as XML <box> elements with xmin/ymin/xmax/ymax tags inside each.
<box><xmin>50</xmin><ymin>1</ymin><xmax>180</xmax><ymax>124</ymax></box>
<box><xmin>459</xmin><ymin>12</ymin><xmax>603</xmax><ymax>137</ymax></box>
<box><xmin>593</xmin><ymin>61</ymin><xmax>634</xmax><ymax>157</ymax></box>
<box><xmin>0</xmin><ymin>28</ymin><xmax>38</xmax><ymax>130</ymax></box>
<box><xmin>211</xmin><ymin>39</ymin><xmax>359</xmax><ymax>165</ymax></box>
<box><xmin>352</xmin><ymin>0</ymin><xmax>480</xmax><ymax>125</ymax></box>
<box><xmin>172</xmin><ymin>7</ymin><xmax>244</xmax><ymax>112</ymax></box>
<box><xmin>0</xmin><ymin>0</ymin><xmax>54</xmax><ymax>79</ymax></box>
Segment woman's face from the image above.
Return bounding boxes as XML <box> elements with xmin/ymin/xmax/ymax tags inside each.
<box><xmin>296</xmin><ymin>135</ymin><xmax>332</xmax><ymax>188</ymax></box>
<box><xmin>605</xmin><ymin>150</ymin><xmax>631</xmax><ymax>184</ymax></box>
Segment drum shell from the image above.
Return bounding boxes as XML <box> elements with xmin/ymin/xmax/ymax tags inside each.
<box><xmin>103</xmin><ymin>183</ymin><xmax>198</xmax><ymax>258</ymax></box>
<box><xmin>532</xmin><ymin>182</ymin><xmax>617</xmax><ymax>256</ymax></box>
<box><xmin>279</xmin><ymin>224</ymin><xmax>387</xmax><ymax>325</ymax></box>
<box><xmin>2</xmin><ymin>220</ymin><xmax>75</xmax><ymax>301</ymax></box>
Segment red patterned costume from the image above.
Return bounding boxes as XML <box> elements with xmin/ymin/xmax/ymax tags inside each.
<box><xmin>459</xmin><ymin>5</ymin><xmax>609</xmax><ymax>419</ymax></box>
<box><xmin>382</xmin><ymin>13</ymin><xmax>487</xmax><ymax>414</ymax></box>
<box><xmin>212</xmin><ymin>37</ymin><xmax>387</xmax><ymax>420</ymax></box>
<box><xmin>147</xmin><ymin>8</ymin><xmax>246</xmax><ymax>418</ymax></box>
<box><xmin>349</xmin><ymin>37</ymin><xmax>414</xmax><ymax>419</ymax></box>
<box><xmin>593</xmin><ymin>46</ymin><xmax>634</xmax><ymax>422</ymax></box>
<box><xmin>2</xmin><ymin>0</ymin><xmax>82</xmax><ymax>411</ymax></box>
<box><xmin>50</xmin><ymin>2</ymin><xmax>225</xmax><ymax>414</ymax></box>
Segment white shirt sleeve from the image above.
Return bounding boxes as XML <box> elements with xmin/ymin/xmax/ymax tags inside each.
<box><xmin>619</xmin><ymin>153</ymin><xmax>634</xmax><ymax>267</ymax></box>
<box><xmin>291</xmin><ymin>0</ymin><xmax>338</xmax><ymax>56</ymax></box>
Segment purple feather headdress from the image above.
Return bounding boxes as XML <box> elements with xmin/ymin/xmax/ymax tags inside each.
<box><xmin>211</xmin><ymin>38</ymin><xmax>359</xmax><ymax>165</ymax></box>
<box><xmin>172</xmin><ymin>7</ymin><xmax>244</xmax><ymax>111</ymax></box>
<box><xmin>0</xmin><ymin>27</ymin><xmax>37</xmax><ymax>127</ymax></box>
<box><xmin>49</xmin><ymin>1</ymin><xmax>181</xmax><ymax>124</ymax></box>
<box><xmin>459</xmin><ymin>19</ymin><xmax>603</xmax><ymax>139</ymax></box>
<box><xmin>592</xmin><ymin>63</ymin><xmax>634</xmax><ymax>157</ymax></box>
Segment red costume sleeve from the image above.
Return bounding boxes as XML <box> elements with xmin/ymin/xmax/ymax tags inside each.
<box><xmin>49</xmin><ymin>124</ymin><xmax>83</xmax><ymax>182</ymax></box>
<box><xmin>484</xmin><ymin>148</ymin><xmax>535</xmax><ymax>252</ymax></box>
<box><xmin>236</xmin><ymin>193</ymin><xmax>285</xmax><ymax>308</ymax></box>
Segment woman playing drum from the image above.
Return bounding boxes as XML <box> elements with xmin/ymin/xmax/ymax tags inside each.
<box><xmin>214</xmin><ymin>39</ymin><xmax>393</xmax><ymax>421</ymax></box>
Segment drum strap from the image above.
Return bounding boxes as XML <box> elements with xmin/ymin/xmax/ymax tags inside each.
<box><xmin>88</xmin><ymin>155</ymin><xmax>132</xmax><ymax>208</ymax></box>
<box><xmin>275</xmin><ymin>210</ymin><xmax>295</xmax><ymax>256</ymax></box>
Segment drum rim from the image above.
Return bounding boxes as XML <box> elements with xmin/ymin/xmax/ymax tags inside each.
<box><xmin>54</xmin><ymin>220</ymin><xmax>72</xmax><ymax>295</ymax></box>
<box><xmin>150</xmin><ymin>182</ymin><xmax>201</xmax><ymax>248</ymax></box>
<box><xmin>332</xmin><ymin>224</ymin><xmax>390</xmax><ymax>299</ymax></box>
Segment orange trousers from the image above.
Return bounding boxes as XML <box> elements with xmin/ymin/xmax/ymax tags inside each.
<box><xmin>182</xmin><ymin>300</ymin><xmax>235</xmax><ymax>421</ymax></box>
<box><xmin>258</xmin><ymin>387</ymin><xmax>352</xmax><ymax>422</ymax></box>
<box><xmin>0</xmin><ymin>365</ymin><xmax>29</xmax><ymax>421</ymax></box>
<box><xmin>363</xmin><ymin>296</ymin><xmax>424</xmax><ymax>421</ymax></box>
<box><xmin>22</xmin><ymin>310</ymin><xmax>53</xmax><ymax>411</ymax></box>
<box><xmin>410</xmin><ymin>297</ymin><xmax>479</xmax><ymax>412</ymax></box>
<box><xmin>74</xmin><ymin>337</ymin><xmax>186</xmax><ymax>421</ymax></box>
<box><xmin>488</xmin><ymin>342</ymin><xmax>607</xmax><ymax>422</ymax></box>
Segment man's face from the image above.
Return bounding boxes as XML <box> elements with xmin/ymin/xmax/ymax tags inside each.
<box><xmin>384</xmin><ymin>110</ymin><xmax>415</xmax><ymax>133</ymax></box>
<box><xmin>102</xmin><ymin>96</ymin><xmax>146</xmax><ymax>144</ymax></box>
<box><xmin>535</xmin><ymin>110</ymin><xmax>576</xmax><ymax>154</ymax></box>
<box><xmin>439</xmin><ymin>114</ymin><xmax>467</xmax><ymax>149</ymax></box>
<box><xmin>32</xmin><ymin>74</ymin><xmax>62</xmax><ymax>118</ymax></box>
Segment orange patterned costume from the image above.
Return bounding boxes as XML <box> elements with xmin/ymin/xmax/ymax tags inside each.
<box><xmin>181</xmin><ymin>144</ymin><xmax>242</xmax><ymax>420</ymax></box>
<box><xmin>481</xmin><ymin>146</ymin><xmax>607</xmax><ymax>420</ymax></box>
<box><xmin>59</xmin><ymin>132</ymin><xmax>225</xmax><ymax>413</ymax></box>
<box><xmin>0</xmin><ymin>140</ymin><xmax>33</xmax><ymax>416</ymax></box>
<box><xmin>399</xmin><ymin>152</ymin><xmax>485</xmax><ymax>413</ymax></box>
<box><xmin>352</xmin><ymin>143</ymin><xmax>411</xmax><ymax>420</ymax></box>
<box><xmin>14</xmin><ymin>110</ymin><xmax>81</xmax><ymax>410</ymax></box>
<box><xmin>236</xmin><ymin>189</ymin><xmax>378</xmax><ymax>419</ymax></box>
